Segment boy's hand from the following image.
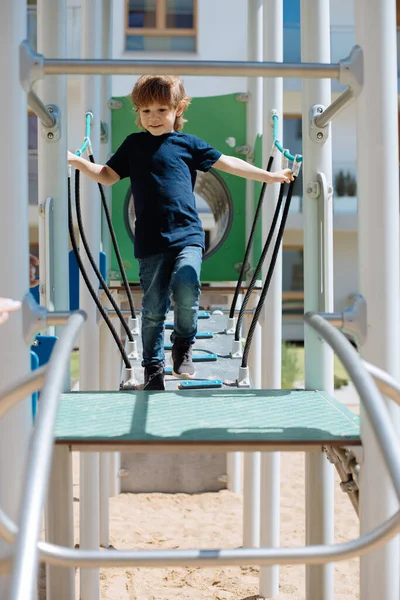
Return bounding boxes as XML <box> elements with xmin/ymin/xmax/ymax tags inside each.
<box><xmin>67</xmin><ymin>150</ymin><xmax>76</xmax><ymax>163</ymax></box>
<box><xmin>0</xmin><ymin>298</ymin><xmax>21</xmax><ymax>326</ymax></box>
<box><xmin>268</xmin><ymin>169</ymin><xmax>294</xmax><ymax>184</ymax></box>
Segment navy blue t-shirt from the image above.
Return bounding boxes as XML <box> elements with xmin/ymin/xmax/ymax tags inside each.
<box><xmin>106</xmin><ymin>131</ymin><xmax>222</xmax><ymax>258</ymax></box>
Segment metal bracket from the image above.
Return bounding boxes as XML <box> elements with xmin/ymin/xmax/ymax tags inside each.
<box><xmin>22</xmin><ymin>293</ymin><xmax>73</xmax><ymax>344</ymax></box>
<box><xmin>339</xmin><ymin>45</ymin><xmax>364</xmax><ymax>96</ymax></box>
<box><xmin>19</xmin><ymin>40</ymin><xmax>44</xmax><ymax>91</ymax></box>
<box><xmin>236</xmin><ymin>144</ymin><xmax>253</xmax><ymax>160</ymax></box>
<box><xmin>236</xmin><ymin>366</ymin><xmax>251</xmax><ymax>388</ymax></box>
<box><xmin>107</xmin><ymin>99</ymin><xmax>124</xmax><ymax>110</ymax></box>
<box><xmin>306</xmin><ymin>180</ymin><xmax>321</xmax><ymax>199</ymax></box>
<box><xmin>100</xmin><ymin>121</ymin><xmax>109</xmax><ymax>144</ymax></box>
<box><xmin>236</xmin><ymin>92</ymin><xmax>251</xmax><ymax>103</ymax></box>
<box><xmin>309</xmin><ymin>104</ymin><xmax>330</xmax><ymax>143</ymax></box>
<box><xmin>318</xmin><ymin>293</ymin><xmax>368</xmax><ymax>347</ymax></box>
<box><xmin>41</xmin><ymin>105</ymin><xmax>61</xmax><ymax>142</ymax></box>
<box><xmin>317</xmin><ymin>172</ymin><xmax>333</xmax><ymax>312</ymax></box>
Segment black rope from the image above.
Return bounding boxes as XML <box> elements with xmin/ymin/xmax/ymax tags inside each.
<box><xmin>241</xmin><ymin>176</ymin><xmax>298</xmax><ymax>368</ymax></box>
<box><xmin>234</xmin><ymin>182</ymin><xmax>286</xmax><ymax>341</ymax></box>
<box><xmin>68</xmin><ymin>171</ymin><xmax>131</xmax><ymax>369</ymax></box>
<box><xmin>74</xmin><ymin>169</ymin><xmax>134</xmax><ymax>342</ymax></box>
<box><xmin>88</xmin><ymin>154</ymin><xmax>136</xmax><ymax>319</ymax></box>
<box><xmin>229</xmin><ymin>155</ymin><xmax>274</xmax><ymax>319</ymax></box>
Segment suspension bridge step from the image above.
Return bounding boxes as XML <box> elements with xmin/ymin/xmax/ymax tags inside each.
<box><xmin>55</xmin><ymin>389</ymin><xmax>360</xmax><ymax>452</ymax></box>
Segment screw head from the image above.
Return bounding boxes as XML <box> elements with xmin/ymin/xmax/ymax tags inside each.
<box><xmin>307</xmin><ymin>187</ymin><xmax>313</xmax><ymax>194</ymax></box>
<box><xmin>317</xmin><ymin>132</ymin><xmax>323</xmax><ymax>139</ymax></box>
<box><xmin>47</xmin><ymin>132</ymin><xmax>54</xmax><ymax>140</ymax></box>
<box><xmin>317</xmin><ymin>107</ymin><xmax>323</xmax><ymax>113</ymax></box>
<box><xmin>48</xmin><ymin>107</ymin><xmax>54</xmax><ymax>113</ymax></box>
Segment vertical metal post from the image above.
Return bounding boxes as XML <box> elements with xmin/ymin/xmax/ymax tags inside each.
<box><xmin>36</xmin><ymin>1</ymin><xmax>75</xmax><ymax>598</ymax></box>
<box><xmin>301</xmin><ymin>1</ymin><xmax>335</xmax><ymax>599</ymax></box>
<box><xmin>354</xmin><ymin>1</ymin><xmax>400</xmax><ymax>598</ymax></box>
<box><xmin>227</xmin><ymin>294</ymin><xmax>242</xmax><ymax>494</ymax></box>
<box><xmin>100</xmin><ymin>0</ymin><xmax>113</xmax><ymax>264</ymax></box>
<box><xmin>242</xmin><ymin>0</ymin><xmax>263</xmax><ymax>551</ymax></box>
<box><xmin>98</xmin><ymin>0</ymin><xmax>113</xmax><ymax>551</ymax></box>
<box><xmin>0</xmin><ymin>2</ymin><xmax>31</xmax><ymax>596</ymax></box>
<box><xmin>79</xmin><ymin>0</ymin><xmax>103</xmax><ymax>598</ymax></box>
<box><xmin>259</xmin><ymin>1</ymin><xmax>282</xmax><ymax>596</ymax></box>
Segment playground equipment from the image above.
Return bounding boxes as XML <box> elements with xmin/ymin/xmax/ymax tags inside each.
<box><xmin>1</xmin><ymin>0</ymin><xmax>399</xmax><ymax>600</ymax></box>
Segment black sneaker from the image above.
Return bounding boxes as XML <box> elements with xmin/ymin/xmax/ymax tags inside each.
<box><xmin>172</xmin><ymin>342</ymin><xmax>195</xmax><ymax>378</ymax></box>
<box><xmin>143</xmin><ymin>365</ymin><xmax>165</xmax><ymax>390</ymax></box>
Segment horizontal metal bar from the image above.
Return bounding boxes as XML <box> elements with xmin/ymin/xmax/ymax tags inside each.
<box><xmin>27</xmin><ymin>90</ymin><xmax>56</xmax><ymax>128</ymax></box>
<box><xmin>58</xmin><ymin>442</ymin><xmax>338</xmax><ymax>453</ymax></box>
<box><xmin>0</xmin><ymin>367</ymin><xmax>46</xmax><ymax>419</ymax></box>
<box><xmin>314</xmin><ymin>87</ymin><xmax>355</xmax><ymax>128</ymax></box>
<box><xmin>46</xmin><ymin>311</ymin><xmax>73</xmax><ymax>326</ymax></box>
<box><xmin>0</xmin><ymin>494</ymin><xmax>398</xmax><ymax>569</ymax></box>
<box><xmin>105</xmin><ymin>308</ymin><xmax>256</xmax><ymax>317</ymax></box>
<box><xmin>363</xmin><ymin>361</ymin><xmax>400</xmax><ymax>407</ymax></box>
<box><xmin>317</xmin><ymin>312</ymin><xmax>344</xmax><ymax>329</ymax></box>
<box><xmin>43</xmin><ymin>58</ymin><xmax>340</xmax><ymax>79</ymax></box>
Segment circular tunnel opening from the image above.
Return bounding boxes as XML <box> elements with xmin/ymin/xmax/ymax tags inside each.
<box><xmin>123</xmin><ymin>169</ymin><xmax>233</xmax><ymax>260</ymax></box>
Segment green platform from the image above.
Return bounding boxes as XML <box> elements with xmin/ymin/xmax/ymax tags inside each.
<box><xmin>55</xmin><ymin>389</ymin><xmax>360</xmax><ymax>452</ymax></box>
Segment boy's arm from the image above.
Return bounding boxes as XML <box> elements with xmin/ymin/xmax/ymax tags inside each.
<box><xmin>213</xmin><ymin>154</ymin><xmax>294</xmax><ymax>184</ymax></box>
<box><xmin>67</xmin><ymin>151</ymin><xmax>120</xmax><ymax>186</ymax></box>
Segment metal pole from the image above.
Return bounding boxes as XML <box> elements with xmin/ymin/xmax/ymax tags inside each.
<box><xmin>259</xmin><ymin>1</ymin><xmax>282</xmax><ymax>596</ymax></box>
<box><xmin>242</xmin><ymin>0</ymin><xmax>262</xmax><ymax>552</ymax></box>
<box><xmin>37</xmin><ymin>0</ymin><xmax>69</xmax><ymax>321</ymax></box>
<box><xmin>98</xmin><ymin>0</ymin><xmax>113</xmax><ymax>551</ymax></box>
<box><xmin>100</xmin><ymin>0</ymin><xmax>112</xmax><ymax>267</ymax></box>
<box><xmin>37</xmin><ymin>2</ymin><xmax>75</xmax><ymax>597</ymax></box>
<box><xmin>354</xmin><ymin>0</ymin><xmax>400</xmax><ymax>598</ymax></box>
<box><xmin>42</xmin><ymin>56</ymin><xmax>341</xmax><ymax>79</ymax></box>
<box><xmin>227</xmin><ymin>293</ymin><xmax>243</xmax><ymax>494</ymax></box>
<box><xmin>0</xmin><ymin>2</ymin><xmax>32</xmax><ymax>596</ymax></box>
<box><xmin>79</xmin><ymin>0</ymin><xmax>103</xmax><ymax>597</ymax></box>
<box><xmin>314</xmin><ymin>87</ymin><xmax>354</xmax><ymax>128</ymax></box>
<box><xmin>301</xmin><ymin>1</ymin><xmax>335</xmax><ymax>599</ymax></box>
<box><xmin>27</xmin><ymin>89</ymin><xmax>56</xmax><ymax>128</ymax></box>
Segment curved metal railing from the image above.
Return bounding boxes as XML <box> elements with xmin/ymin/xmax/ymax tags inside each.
<box><xmin>1</xmin><ymin>310</ymin><xmax>400</xmax><ymax>592</ymax></box>
<box><xmin>0</xmin><ymin>310</ymin><xmax>86</xmax><ymax>600</ymax></box>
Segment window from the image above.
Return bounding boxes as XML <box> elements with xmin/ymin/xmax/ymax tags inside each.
<box><xmin>282</xmin><ymin>246</ymin><xmax>304</xmax><ymax>318</ymax></box>
<box><xmin>125</xmin><ymin>0</ymin><xmax>197</xmax><ymax>52</ymax></box>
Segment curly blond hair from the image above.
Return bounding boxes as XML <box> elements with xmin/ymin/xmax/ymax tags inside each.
<box><xmin>131</xmin><ymin>75</ymin><xmax>191</xmax><ymax>132</ymax></box>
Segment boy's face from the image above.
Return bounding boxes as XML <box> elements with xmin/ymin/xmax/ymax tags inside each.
<box><xmin>138</xmin><ymin>102</ymin><xmax>182</xmax><ymax>136</ymax></box>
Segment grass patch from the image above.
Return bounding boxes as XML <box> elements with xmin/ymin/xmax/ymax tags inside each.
<box><xmin>282</xmin><ymin>343</ymin><xmax>349</xmax><ymax>389</ymax></box>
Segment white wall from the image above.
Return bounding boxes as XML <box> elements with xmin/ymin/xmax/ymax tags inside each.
<box><xmin>111</xmin><ymin>0</ymin><xmax>248</xmax><ymax>98</ymax></box>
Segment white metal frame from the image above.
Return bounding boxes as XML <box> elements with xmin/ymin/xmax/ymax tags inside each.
<box><xmin>1</xmin><ymin>0</ymin><xmax>399</xmax><ymax>599</ymax></box>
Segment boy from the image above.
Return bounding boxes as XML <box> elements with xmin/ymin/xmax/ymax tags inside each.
<box><xmin>68</xmin><ymin>75</ymin><xmax>293</xmax><ymax>391</ymax></box>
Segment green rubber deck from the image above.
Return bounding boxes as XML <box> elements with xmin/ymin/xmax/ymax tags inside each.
<box><xmin>55</xmin><ymin>389</ymin><xmax>360</xmax><ymax>452</ymax></box>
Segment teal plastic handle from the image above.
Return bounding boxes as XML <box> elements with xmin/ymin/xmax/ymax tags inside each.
<box><xmin>178</xmin><ymin>379</ymin><xmax>223</xmax><ymax>389</ymax></box>
<box><xmin>272</xmin><ymin>114</ymin><xmax>303</xmax><ymax>163</ymax></box>
<box><xmin>195</xmin><ymin>331</ymin><xmax>214</xmax><ymax>339</ymax></box>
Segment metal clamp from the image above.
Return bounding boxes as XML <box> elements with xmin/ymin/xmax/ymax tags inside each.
<box><xmin>309</xmin><ymin>104</ymin><xmax>330</xmax><ymax>143</ymax></box>
<box><xmin>40</xmin><ymin>105</ymin><xmax>61</xmax><ymax>142</ymax></box>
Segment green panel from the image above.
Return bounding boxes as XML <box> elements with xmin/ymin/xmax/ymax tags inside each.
<box><xmin>109</xmin><ymin>93</ymin><xmax>248</xmax><ymax>283</ymax></box>
<box><xmin>56</xmin><ymin>389</ymin><xmax>360</xmax><ymax>447</ymax></box>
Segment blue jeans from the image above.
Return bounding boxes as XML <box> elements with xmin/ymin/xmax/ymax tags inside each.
<box><xmin>138</xmin><ymin>245</ymin><xmax>202</xmax><ymax>367</ymax></box>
